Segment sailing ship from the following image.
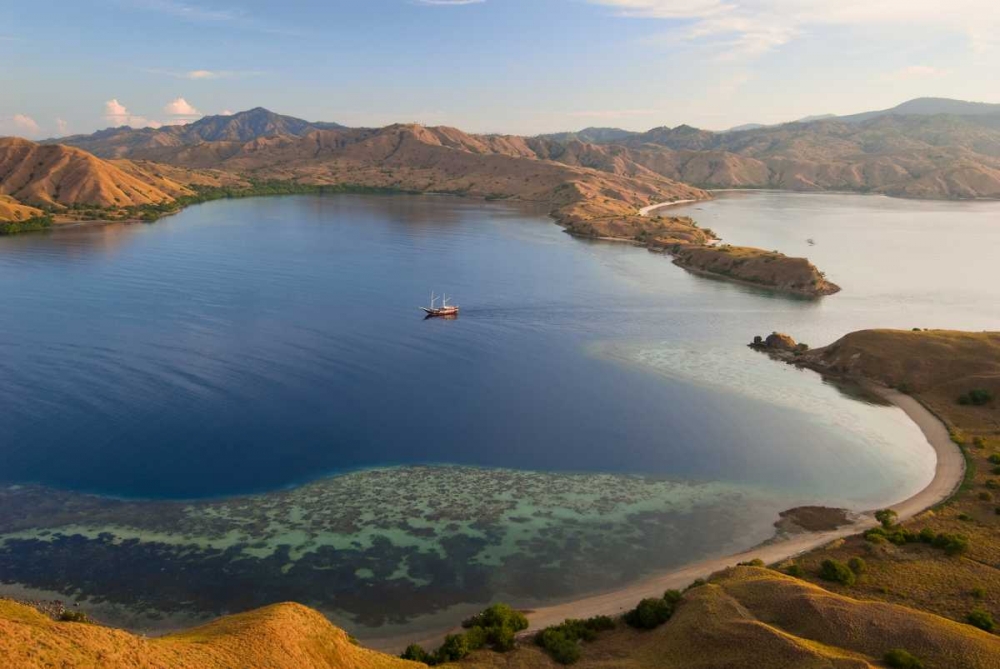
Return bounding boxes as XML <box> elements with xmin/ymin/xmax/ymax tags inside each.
<box><xmin>421</xmin><ymin>292</ymin><xmax>460</xmax><ymax>317</ymax></box>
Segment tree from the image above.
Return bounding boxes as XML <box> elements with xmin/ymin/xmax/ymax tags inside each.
<box><xmin>884</xmin><ymin>648</ymin><xmax>924</xmax><ymax>668</ymax></box>
<box><xmin>434</xmin><ymin>634</ymin><xmax>470</xmax><ymax>663</ymax></box>
<box><xmin>624</xmin><ymin>598</ymin><xmax>672</xmax><ymax>629</ymax></box>
<box><xmin>967</xmin><ymin>609</ymin><xmax>996</xmax><ymax>632</ymax></box>
<box><xmin>401</xmin><ymin>644</ymin><xmax>431</xmax><ymax>664</ymax></box>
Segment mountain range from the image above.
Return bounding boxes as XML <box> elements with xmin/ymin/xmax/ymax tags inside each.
<box><xmin>39</xmin><ymin>99</ymin><xmax>1000</xmax><ymax>200</ymax></box>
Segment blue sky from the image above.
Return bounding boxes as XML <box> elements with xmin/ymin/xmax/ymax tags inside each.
<box><xmin>2</xmin><ymin>0</ymin><xmax>997</xmax><ymax>138</ymax></box>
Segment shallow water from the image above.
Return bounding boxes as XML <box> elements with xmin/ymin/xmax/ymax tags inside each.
<box><xmin>0</xmin><ymin>191</ymin><xmax>996</xmax><ymax>635</ymax></box>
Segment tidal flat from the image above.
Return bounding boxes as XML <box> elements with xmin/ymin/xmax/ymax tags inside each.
<box><xmin>0</xmin><ymin>466</ymin><xmax>788</xmax><ymax>636</ymax></box>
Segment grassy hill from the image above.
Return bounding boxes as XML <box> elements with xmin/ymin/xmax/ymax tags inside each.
<box><xmin>0</xmin><ymin>599</ymin><xmax>418</xmax><ymax>669</ymax></box>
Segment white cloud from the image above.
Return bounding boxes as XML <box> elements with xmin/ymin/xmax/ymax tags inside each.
<box><xmin>220</xmin><ymin>109</ymin><xmax>234</xmax><ymax>116</ymax></box>
<box><xmin>55</xmin><ymin>118</ymin><xmax>69</xmax><ymax>135</ymax></box>
<box><xmin>589</xmin><ymin>0</ymin><xmax>1000</xmax><ymax>59</ymax></box>
<box><xmin>13</xmin><ymin>114</ymin><xmax>40</xmax><ymax>135</ymax></box>
<box><xmin>103</xmin><ymin>99</ymin><xmax>162</xmax><ymax>129</ymax></box>
<box><xmin>187</xmin><ymin>69</ymin><xmax>218</xmax><ymax>79</ymax></box>
<box><xmin>164</xmin><ymin>97</ymin><xmax>200</xmax><ymax>116</ymax></box>
<box><xmin>0</xmin><ymin>114</ymin><xmax>43</xmax><ymax>138</ymax></box>
<box><xmin>413</xmin><ymin>0</ymin><xmax>485</xmax><ymax>4</ymax></box>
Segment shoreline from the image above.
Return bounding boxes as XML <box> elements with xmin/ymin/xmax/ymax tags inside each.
<box><xmin>516</xmin><ymin>382</ymin><xmax>963</xmax><ymax>633</ymax></box>
<box><xmin>638</xmin><ymin>198</ymin><xmax>700</xmax><ymax>216</ymax></box>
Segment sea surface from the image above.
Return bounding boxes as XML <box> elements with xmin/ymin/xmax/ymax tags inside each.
<box><xmin>0</xmin><ymin>191</ymin><xmax>997</xmax><ymax>636</ymax></box>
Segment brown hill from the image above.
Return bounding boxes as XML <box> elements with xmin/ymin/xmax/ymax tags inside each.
<box><xmin>0</xmin><ymin>599</ymin><xmax>418</xmax><ymax>669</ymax></box>
<box><xmin>0</xmin><ymin>137</ymin><xmax>179</xmax><ymax>209</ymax></box>
<box><xmin>801</xmin><ymin>329</ymin><xmax>1000</xmax><ymax>432</ymax></box>
<box><xmin>616</xmin><ymin>115</ymin><xmax>1000</xmax><ymax>199</ymax></box>
<box><xmin>454</xmin><ymin>567</ymin><xmax>1000</xmax><ymax>668</ymax></box>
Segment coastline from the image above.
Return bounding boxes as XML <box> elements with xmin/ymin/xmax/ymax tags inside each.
<box><xmin>518</xmin><ymin>382</ymin><xmax>963</xmax><ymax>633</ymax></box>
<box><xmin>638</xmin><ymin>198</ymin><xmax>700</xmax><ymax>216</ymax></box>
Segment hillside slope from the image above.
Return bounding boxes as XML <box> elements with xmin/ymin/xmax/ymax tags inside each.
<box><xmin>455</xmin><ymin>567</ymin><xmax>1000</xmax><ymax>668</ymax></box>
<box><xmin>0</xmin><ymin>599</ymin><xmax>418</xmax><ymax>669</ymax></box>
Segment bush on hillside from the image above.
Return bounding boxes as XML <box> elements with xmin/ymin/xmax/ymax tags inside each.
<box><xmin>819</xmin><ymin>559</ymin><xmax>856</xmax><ymax>586</ymax></box>
<box><xmin>624</xmin><ymin>598</ymin><xmax>673</xmax><ymax>630</ymax></box>
<box><xmin>958</xmin><ymin>389</ymin><xmax>994</xmax><ymax>406</ymax></box>
<box><xmin>847</xmin><ymin>557</ymin><xmax>867</xmax><ymax>575</ymax></box>
<box><xmin>967</xmin><ymin>609</ymin><xmax>996</xmax><ymax>632</ymax></box>
<box><xmin>401</xmin><ymin>644</ymin><xmax>431</xmax><ymax>663</ymax></box>
<box><xmin>884</xmin><ymin>648</ymin><xmax>924</xmax><ymax>668</ymax></box>
<box><xmin>535</xmin><ymin>616</ymin><xmax>615</xmax><ymax>665</ymax></box>
<box><xmin>875</xmin><ymin>509</ymin><xmax>898</xmax><ymax>529</ymax></box>
<box><xmin>57</xmin><ymin>610</ymin><xmax>90</xmax><ymax>623</ymax></box>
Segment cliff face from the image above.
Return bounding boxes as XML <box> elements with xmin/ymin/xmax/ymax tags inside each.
<box><xmin>672</xmin><ymin>245</ymin><xmax>840</xmax><ymax>297</ymax></box>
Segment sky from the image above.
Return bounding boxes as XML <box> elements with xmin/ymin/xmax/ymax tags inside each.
<box><xmin>2</xmin><ymin>0</ymin><xmax>998</xmax><ymax>138</ymax></box>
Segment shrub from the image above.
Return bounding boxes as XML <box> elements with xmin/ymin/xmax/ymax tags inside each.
<box><xmin>981</xmin><ymin>492</ymin><xmax>995</xmax><ymax>501</ymax></box>
<box><xmin>918</xmin><ymin>527</ymin><xmax>936</xmax><ymax>543</ymax></box>
<box><xmin>988</xmin><ymin>453</ymin><xmax>1000</xmax><ymax>465</ymax></box>
<box><xmin>973</xmin><ymin>437</ymin><xmax>987</xmax><ymax>448</ymax></box>
<box><xmin>537</xmin><ymin>629</ymin><xmax>581</xmax><ymax>665</ymax></box>
<box><xmin>987</xmin><ymin>479</ymin><xmax>1000</xmax><ymax>490</ymax></box>
<box><xmin>738</xmin><ymin>558</ymin><xmax>765</xmax><ymax>567</ymax></box>
<box><xmin>934</xmin><ymin>533</ymin><xmax>970</xmax><ymax>556</ymax></box>
<box><xmin>624</xmin><ymin>598</ymin><xmax>673</xmax><ymax>630</ymax></box>
<box><xmin>992</xmin><ymin>467</ymin><xmax>1000</xmax><ymax>476</ymax></box>
<box><xmin>401</xmin><ymin>644</ymin><xmax>431</xmax><ymax>663</ymax></box>
<box><xmin>685</xmin><ymin>578</ymin><xmax>706</xmax><ymax>591</ymax></box>
<box><xmin>819</xmin><ymin>559</ymin><xmax>856</xmax><ymax>586</ymax></box>
<box><xmin>847</xmin><ymin>557</ymin><xmax>867</xmax><ymax>575</ymax></box>
<box><xmin>959</xmin><ymin>389</ymin><xmax>994</xmax><ymax>406</ymax></box>
<box><xmin>785</xmin><ymin>563</ymin><xmax>804</xmax><ymax>577</ymax></box>
<box><xmin>959</xmin><ymin>513</ymin><xmax>972</xmax><ymax>521</ymax></box>
<box><xmin>973</xmin><ymin>587</ymin><xmax>987</xmax><ymax>599</ymax></box>
<box><xmin>57</xmin><ymin>610</ymin><xmax>90</xmax><ymax>623</ymax></box>
<box><xmin>434</xmin><ymin>634</ymin><xmax>471</xmax><ymax>663</ymax></box>
<box><xmin>535</xmin><ymin>616</ymin><xmax>615</xmax><ymax>665</ymax></box>
<box><xmin>967</xmin><ymin>609</ymin><xmax>996</xmax><ymax>632</ymax></box>
<box><xmin>875</xmin><ymin>509</ymin><xmax>898</xmax><ymax>529</ymax></box>
<box><xmin>884</xmin><ymin>648</ymin><xmax>924</xmax><ymax>668</ymax></box>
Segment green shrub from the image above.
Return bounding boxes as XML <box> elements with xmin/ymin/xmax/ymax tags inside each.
<box><xmin>434</xmin><ymin>634</ymin><xmax>471</xmax><ymax>663</ymax></box>
<box><xmin>875</xmin><ymin>509</ymin><xmax>898</xmax><ymax>529</ymax></box>
<box><xmin>57</xmin><ymin>610</ymin><xmax>90</xmax><ymax>623</ymax></box>
<box><xmin>819</xmin><ymin>559</ymin><xmax>856</xmax><ymax>586</ymax></box>
<box><xmin>883</xmin><ymin>648</ymin><xmax>924</xmax><ymax>668</ymax></box>
<box><xmin>624</xmin><ymin>598</ymin><xmax>673</xmax><ymax>630</ymax></box>
<box><xmin>967</xmin><ymin>608</ymin><xmax>996</xmax><ymax>632</ymax></box>
<box><xmin>988</xmin><ymin>453</ymin><xmax>1000</xmax><ymax>465</ymax></box>
<box><xmin>973</xmin><ymin>437</ymin><xmax>987</xmax><ymax>448</ymax></box>
<box><xmin>685</xmin><ymin>578</ymin><xmax>706</xmax><ymax>591</ymax></box>
<box><xmin>738</xmin><ymin>558</ymin><xmax>765</xmax><ymax>567</ymax></box>
<box><xmin>785</xmin><ymin>563</ymin><xmax>804</xmax><ymax>577</ymax></box>
<box><xmin>959</xmin><ymin>513</ymin><xmax>972</xmax><ymax>521</ymax></box>
<box><xmin>959</xmin><ymin>389</ymin><xmax>994</xmax><ymax>406</ymax></box>
<box><xmin>980</xmin><ymin>491</ymin><xmax>994</xmax><ymax>501</ymax></box>
<box><xmin>918</xmin><ymin>527</ymin><xmax>936</xmax><ymax>543</ymax></box>
<box><xmin>987</xmin><ymin>479</ymin><xmax>1000</xmax><ymax>490</ymax></box>
<box><xmin>847</xmin><ymin>557</ymin><xmax>867</xmax><ymax>575</ymax></box>
<box><xmin>973</xmin><ymin>587</ymin><xmax>987</xmax><ymax>599</ymax></box>
<box><xmin>537</xmin><ymin>629</ymin><xmax>581</xmax><ymax>664</ymax></box>
<box><xmin>535</xmin><ymin>616</ymin><xmax>615</xmax><ymax>665</ymax></box>
<box><xmin>401</xmin><ymin>644</ymin><xmax>431</xmax><ymax>663</ymax></box>
<box><xmin>934</xmin><ymin>533</ymin><xmax>970</xmax><ymax>556</ymax></box>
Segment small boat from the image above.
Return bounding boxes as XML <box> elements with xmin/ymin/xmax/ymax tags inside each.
<box><xmin>421</xmin><ymin>292</ymin><xmax>459</xmax><ymax>317</ymax></box>
<box><xmin>806</xmin><ymin>238</ymin><xmax>816</xmax><ymax>246</ymax></box>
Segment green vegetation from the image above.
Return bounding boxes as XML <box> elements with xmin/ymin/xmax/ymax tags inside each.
<box><xmin>623</xmin><ymin>589</ymin><xmax>684</xmax><ymax>630</ymax></box>
<box><xmin>401</xmin><ymin>603</ymin><xmax>528</xmax><ymax>665</ymax></box>
<box><xmin>864</xmin><ymin>525</ymin><xmax>970</xmax><ymax>555</ymax></box>
<box><xmin>875</xmin><ymin>508</ymin><xmax>899</xmax><ymax>529</ymax></box>
<box><xmin>847</xmin><ymin>556</ymin><xmax>867</xmax><ymax>575</ymax></box>
<box><xmin>958</xmin><ymin>389</ymin><xmax>994</xmax><ymax>406</ymax></box>
<box><xmin>0</xmin><ymin>214</ymin><xmax>53</xmax><ymax>235</ymax></box>
<box><xmin>819</xmin><ymin>559</ymin><xmax>856</xmax><ymax>586</ymax></box>
<box><xmin>966</xmin><ymin>608</ymin><xmax>996</xmax><ymax>632</ymax></box>
<box><xmin>57</xmin><ymin>609</ymin><xmax>90</xmax><ymax>624</ymax></box>
<box><xmin>883</xmin><ymin>648</ymin><xmax>924</xmax><ymax>668</ymax></box>
<box><xmin>534</xmin><ymin>616</ymin><xmax>615</xmax><ymax>665</ymax></box>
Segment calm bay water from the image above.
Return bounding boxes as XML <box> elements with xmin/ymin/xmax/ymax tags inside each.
<box><xmin>0</xmin><ymin>191</ymin><xmax>996</xmax><ymax>633</ymax></box>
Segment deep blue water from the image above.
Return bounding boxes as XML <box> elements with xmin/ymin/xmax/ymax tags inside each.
<box><xmin>2</xmin><ymin>192</ymin><xmax>982</xmax><ymax>504</ymax></box>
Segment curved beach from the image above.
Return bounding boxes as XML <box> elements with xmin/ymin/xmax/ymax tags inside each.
<box><xmin>520</xmin><ymin>385</ymin><xmax>964</xmax><ymax>632</ymax></box>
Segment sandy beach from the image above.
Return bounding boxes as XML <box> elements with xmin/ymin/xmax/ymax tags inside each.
<box><xmin>519</xmin><ymin>384</ymin><xmax>964</xmax><ymax>632</ymax></box>
<box><xmin>638</xmin><ymin>199</ymin><xmax>699</xmax><ymax>216</ymax></box>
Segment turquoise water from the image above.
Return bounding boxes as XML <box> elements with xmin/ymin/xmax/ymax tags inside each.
<box><xmin>1</xmin><ymin>191</ymin><xmax>994</xmax><ymax>634</ymax></box>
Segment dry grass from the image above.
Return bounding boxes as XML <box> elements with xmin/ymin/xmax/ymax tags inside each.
<box><xmin>0</xmin><ymin>599</ymin><xmax>419</xmax><ymax>669</ymax></box>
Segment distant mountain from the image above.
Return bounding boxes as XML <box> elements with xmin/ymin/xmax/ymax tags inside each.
<box><xmin>838</xmin><ymin>97</ymin><xmax>1000</xmax><ymax>123</ymax></box>
<box><xmin>54</xmin><ymin>108</ymin><xmax>347</xmax><ymax>159</ymax></box>
<box><xmin>536</xmin><ymin>127</ymin><xmax>638</xmax><ymax>144</ymax></box>
<box><xmin>724</xmin><ymin>123</ymin><xmax>767</xmax><ymax>133</ymax></box>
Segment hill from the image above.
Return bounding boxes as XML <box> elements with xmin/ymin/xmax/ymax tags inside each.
<box><xmin>0</xmin><ymin>599</ymin><xmax>418</xmax><ymax>669</ymax></box>
<box><xmin>0</xmin><ymin>137</ymin><xmax>248</xmax><ymax>223</ymax></box>
<box><xmin>53</xmin><ymin>108</ymin><xmax>347</xmax><ymax>159</ymax></box>
<box><xmin>839</xmin><ymin>97</ymin><xmax>1000</xmax><ymax>124</ymax></box>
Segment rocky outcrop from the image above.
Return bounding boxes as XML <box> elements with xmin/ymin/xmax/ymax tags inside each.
<box><xmin>674</xmin><ymin>246</ymin><xmax>840</xmax><ymax>298</ymax></box>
